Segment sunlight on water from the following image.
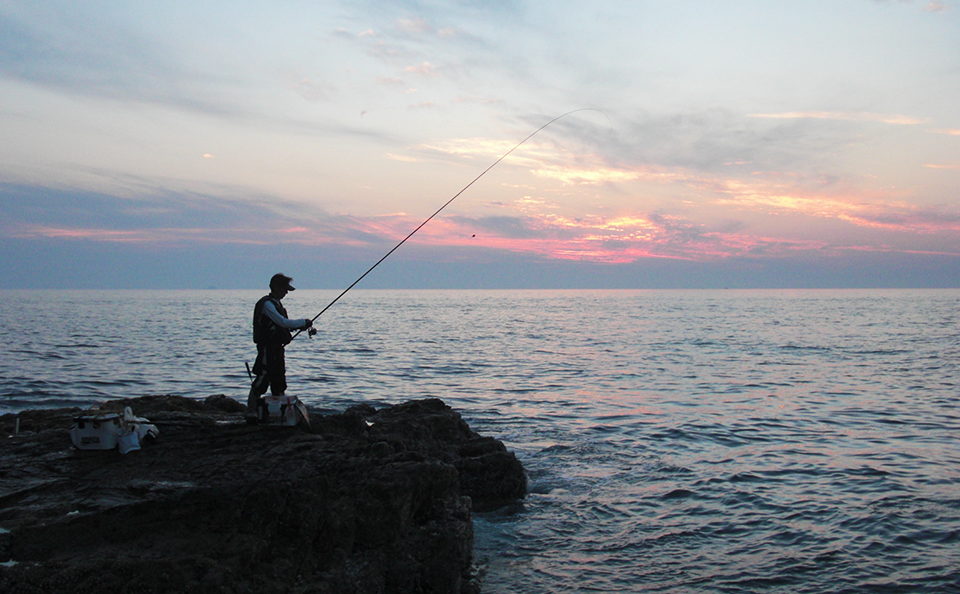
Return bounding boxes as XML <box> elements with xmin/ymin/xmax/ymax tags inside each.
<box><xmin>1</xmin><ymin>289</ymin><xmax>958</xmax><ymax>592</ymax></box>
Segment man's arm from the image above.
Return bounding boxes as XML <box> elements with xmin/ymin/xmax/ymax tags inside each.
<box><xmin>262</xmin><ymin>300</ymin><xmax>311</xmax><ymax>330</ymax></box>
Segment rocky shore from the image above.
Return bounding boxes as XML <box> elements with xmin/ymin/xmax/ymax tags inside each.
<box><xmin>0</xmin><ymin>395</ymin><xmax>526</xmax><ymax>594</ymax></box>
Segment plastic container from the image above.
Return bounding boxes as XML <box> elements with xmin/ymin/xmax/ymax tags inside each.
<box><xmin>259</xmin><ymin>396</ymin><xmax>300</xmax><ymax>426</ymax></box>
<box><xmin>70</xmin><ymin>414</ymin><xmax>122</xmax><ymax>450</ymax></box>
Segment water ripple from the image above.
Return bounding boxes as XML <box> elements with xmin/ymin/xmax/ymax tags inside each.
<box><xmin>3</xmin><ymin>289</ymin><xmax>960</xmax><ymax>593</ymax></box>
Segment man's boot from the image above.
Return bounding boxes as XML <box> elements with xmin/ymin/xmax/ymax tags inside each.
<box><xmin>245</xmin><ymin>387</ymin><xmax>260</xmax><ymax>425</ymax></box>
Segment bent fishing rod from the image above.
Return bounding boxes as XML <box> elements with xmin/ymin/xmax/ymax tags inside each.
<box><xmin>291</xmin><ymin>108</ymin><xmax>604</xmax><ymax>341</ymax></box>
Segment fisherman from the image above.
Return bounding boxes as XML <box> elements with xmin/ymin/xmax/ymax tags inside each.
<box><xmin>246</xmin><ymin>273</ymin><xmax>313</xmax><ymax>424</ymax></box>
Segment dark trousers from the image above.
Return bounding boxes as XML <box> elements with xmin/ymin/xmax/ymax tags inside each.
<box><xmin>247</xmin><ymin>343</ymin><xmax>286</xmax><ymax>413</ymax></box>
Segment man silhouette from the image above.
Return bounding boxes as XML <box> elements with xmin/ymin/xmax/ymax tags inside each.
<box><xmin>246</xmin><ymin>273</ymin><xmax>312</xmax><ymax>424</ymax></box>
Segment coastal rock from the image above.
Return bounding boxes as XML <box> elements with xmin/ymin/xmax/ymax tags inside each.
<box><xmin>0</xmin><ymin>396</ymin><xmax>526</xmax><ymax>594</ymax></box>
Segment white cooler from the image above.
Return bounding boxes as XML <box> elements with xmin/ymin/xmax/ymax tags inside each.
<box><xmin>70</xmin><ymin>413</ymin><xmax>122</xmax><ymax>450</ymax></box>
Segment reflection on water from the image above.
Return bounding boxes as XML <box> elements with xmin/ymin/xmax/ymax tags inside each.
<box><xmin>2</xmin><ymin>289</ymin><xmax>959</xmax><ymax>592</ymax></box>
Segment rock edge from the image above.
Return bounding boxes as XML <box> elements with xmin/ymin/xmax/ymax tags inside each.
<box><xmin>0</xmin><ymin>395</ymin><xmax>526</xmax><ymax>594</ymax></box>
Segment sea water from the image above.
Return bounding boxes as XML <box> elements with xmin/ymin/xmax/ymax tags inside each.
<box><xmin>1</xmin><ymin>289</ymin><xmax>958</xmax><ymax>593</ymax></box>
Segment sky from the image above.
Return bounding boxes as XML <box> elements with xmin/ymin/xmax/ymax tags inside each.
<box><xmin>1</xmin><ymin>0</ymin><xmax>959</xmax><ymax>289</ymax></box>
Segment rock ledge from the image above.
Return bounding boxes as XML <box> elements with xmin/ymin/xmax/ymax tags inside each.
<box><xmin>0</xmin><ymin>395</ymin><xmax>526</xmax><ymax>594</ymax></box>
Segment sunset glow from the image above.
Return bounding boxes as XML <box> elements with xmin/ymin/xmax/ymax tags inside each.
<box><xmin>1</xmin><ymin>1</ymin><xmax>958</xmax><ymax>288</ymax></box>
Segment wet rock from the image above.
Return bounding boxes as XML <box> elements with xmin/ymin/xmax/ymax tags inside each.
<box><xmin>0</xmin><ymin>396</ymin><xmax>526</xmax><ymax>594</ymax></box>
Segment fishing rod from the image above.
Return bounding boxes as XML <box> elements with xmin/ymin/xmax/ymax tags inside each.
<box><xmin>291</xmin><ymin>108</ymin><xmax>605</xmax><ymax>340</ymax></box>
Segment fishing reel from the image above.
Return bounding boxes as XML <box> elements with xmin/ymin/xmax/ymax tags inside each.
<box><xmin>307</xmin><ymin>327</ymin><xmax>318</xmax><ymax>338</ymax></box>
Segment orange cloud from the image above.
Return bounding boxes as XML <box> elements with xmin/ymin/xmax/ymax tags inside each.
<box><xmin>385</xmin><ymin>153</ymin><xmax>420</xmax><ymax>162</ymax></box>
<box><xmin>530</xmin><ymin>165</ymin><xmax>665</xmax><ymax>185</ymax></box>
<box><xmin>712</xmin><ymin>179</ymin><xmax>960</xmax><ymax>233</ymax></box>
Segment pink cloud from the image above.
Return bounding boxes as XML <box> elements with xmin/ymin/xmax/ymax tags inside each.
<box><xmin>13</xmin><ymin>226</ymin><xmax>147</xmax><ymax>242</ymax></box>
<box><xmin>319</xmin><ymin>208</ymin><xmax>845</xmax><ymax>264</ymax></box>
<box><xmin>275</xmin><ymin>190</ymin><xmax>960</xmax><ymax>263</ymax></box>
<box><xmin>9</xmin><ymin>180</ymin><xmax>958</xmax><ymax>266</ymax></box>
<box><xmin>749</xmin><ymin>111</ymin><xmax>930</xmax><ymax>125</ymax></box>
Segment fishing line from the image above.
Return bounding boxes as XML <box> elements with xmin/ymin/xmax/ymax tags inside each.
<box><xmin>292</xmin><ymin>108</ymin><xmax>608</xmax><ymax>340</ymax></box>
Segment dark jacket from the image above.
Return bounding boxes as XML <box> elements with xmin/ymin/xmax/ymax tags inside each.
<box><xmin>253</xmin><ymin>295</ymin><xmax>293</xmax><ymax>346</ymax></box>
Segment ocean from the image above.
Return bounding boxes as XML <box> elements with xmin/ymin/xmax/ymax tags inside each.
<box><xmin>2</xmin><ymin>289</ymin><xmax>958</xmax><ymax>593</ymax></box>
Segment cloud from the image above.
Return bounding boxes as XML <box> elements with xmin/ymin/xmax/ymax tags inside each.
<box><xmin>292</xmin><ymin>78</ymin><xmax>334</xmax><ymax>103</ymax></box>
<box><xmin>397</xmin><ymin>18</ymin><xmax>433</xmax><ymax>35</ymax></box>
<box><xmin>461</xmin><ymin>216</ymin><xmax>545</xmax><ymax>240</ymax></box>
<box><xmin>2</xmin><ymin>2</ymin><xmax>957</xmax><ymax>289</ymax></box>
<box><xmin>601</xmin><ymin>110</ymin><xmax>835</xmax><ymax>175</ymax></box>
<box><xmin>345</xmin><ymin>8</ymin><xmax>481</xmax><ymax>73</ymax></box>
<box><xmin>10</xmin><ymin>225</ymin><xmax>150</xmax><ymax>243</ymax></box>
<box><xmin>869</xmin><ymin>0</ymin><xmax>948</xmax><ymax>9</ymax></box>
<box><xmin>530</xmin><ymin>164</ymin><xmax>658</xmax><ymax>185</ymax></box>
<box><xmin>0</xmin><ymin>182</ymin><xmax>330</xmax><ymax>243</ymax></box>
<box><xmin>5</xmin><ymin>177</ymin><xmax>958</xmax><ymax>291</ymax></box>
<box><xmin>0</xmin><ymin>181</ymin><xmax>802</xmax><ymax>264</ymax></box>
<box><xmin>712</xmin><ymin>179</ymin><xmax>960</xmax><ymax>233</ymax></box>
<box><xmin>749</xmin><ymin>111</ymin><xmax>930</xmax><ymax>126</ymax></box>
<box><xmin>389</xmin><ymin>15</ymin><xmax>465</xmax><ymax>39</ymax></box>
<box><xmin>431</xmin><ymin>208</ymin><xmax>829</xmax><ymax>264</ymax></box>
<box><xmin>385</xmin><ymin>153</ymin><xmax>420</xmax><ymax>162</ymax></box>
<box><xmin>404</xmin><ymin>62</ymin><xmax>439</xmax><ymax>76</ymax></box>
<box><xmin>0</xmin><ymin>6</ymin><xmax>243</xmax><ymax>117</ymax></box>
